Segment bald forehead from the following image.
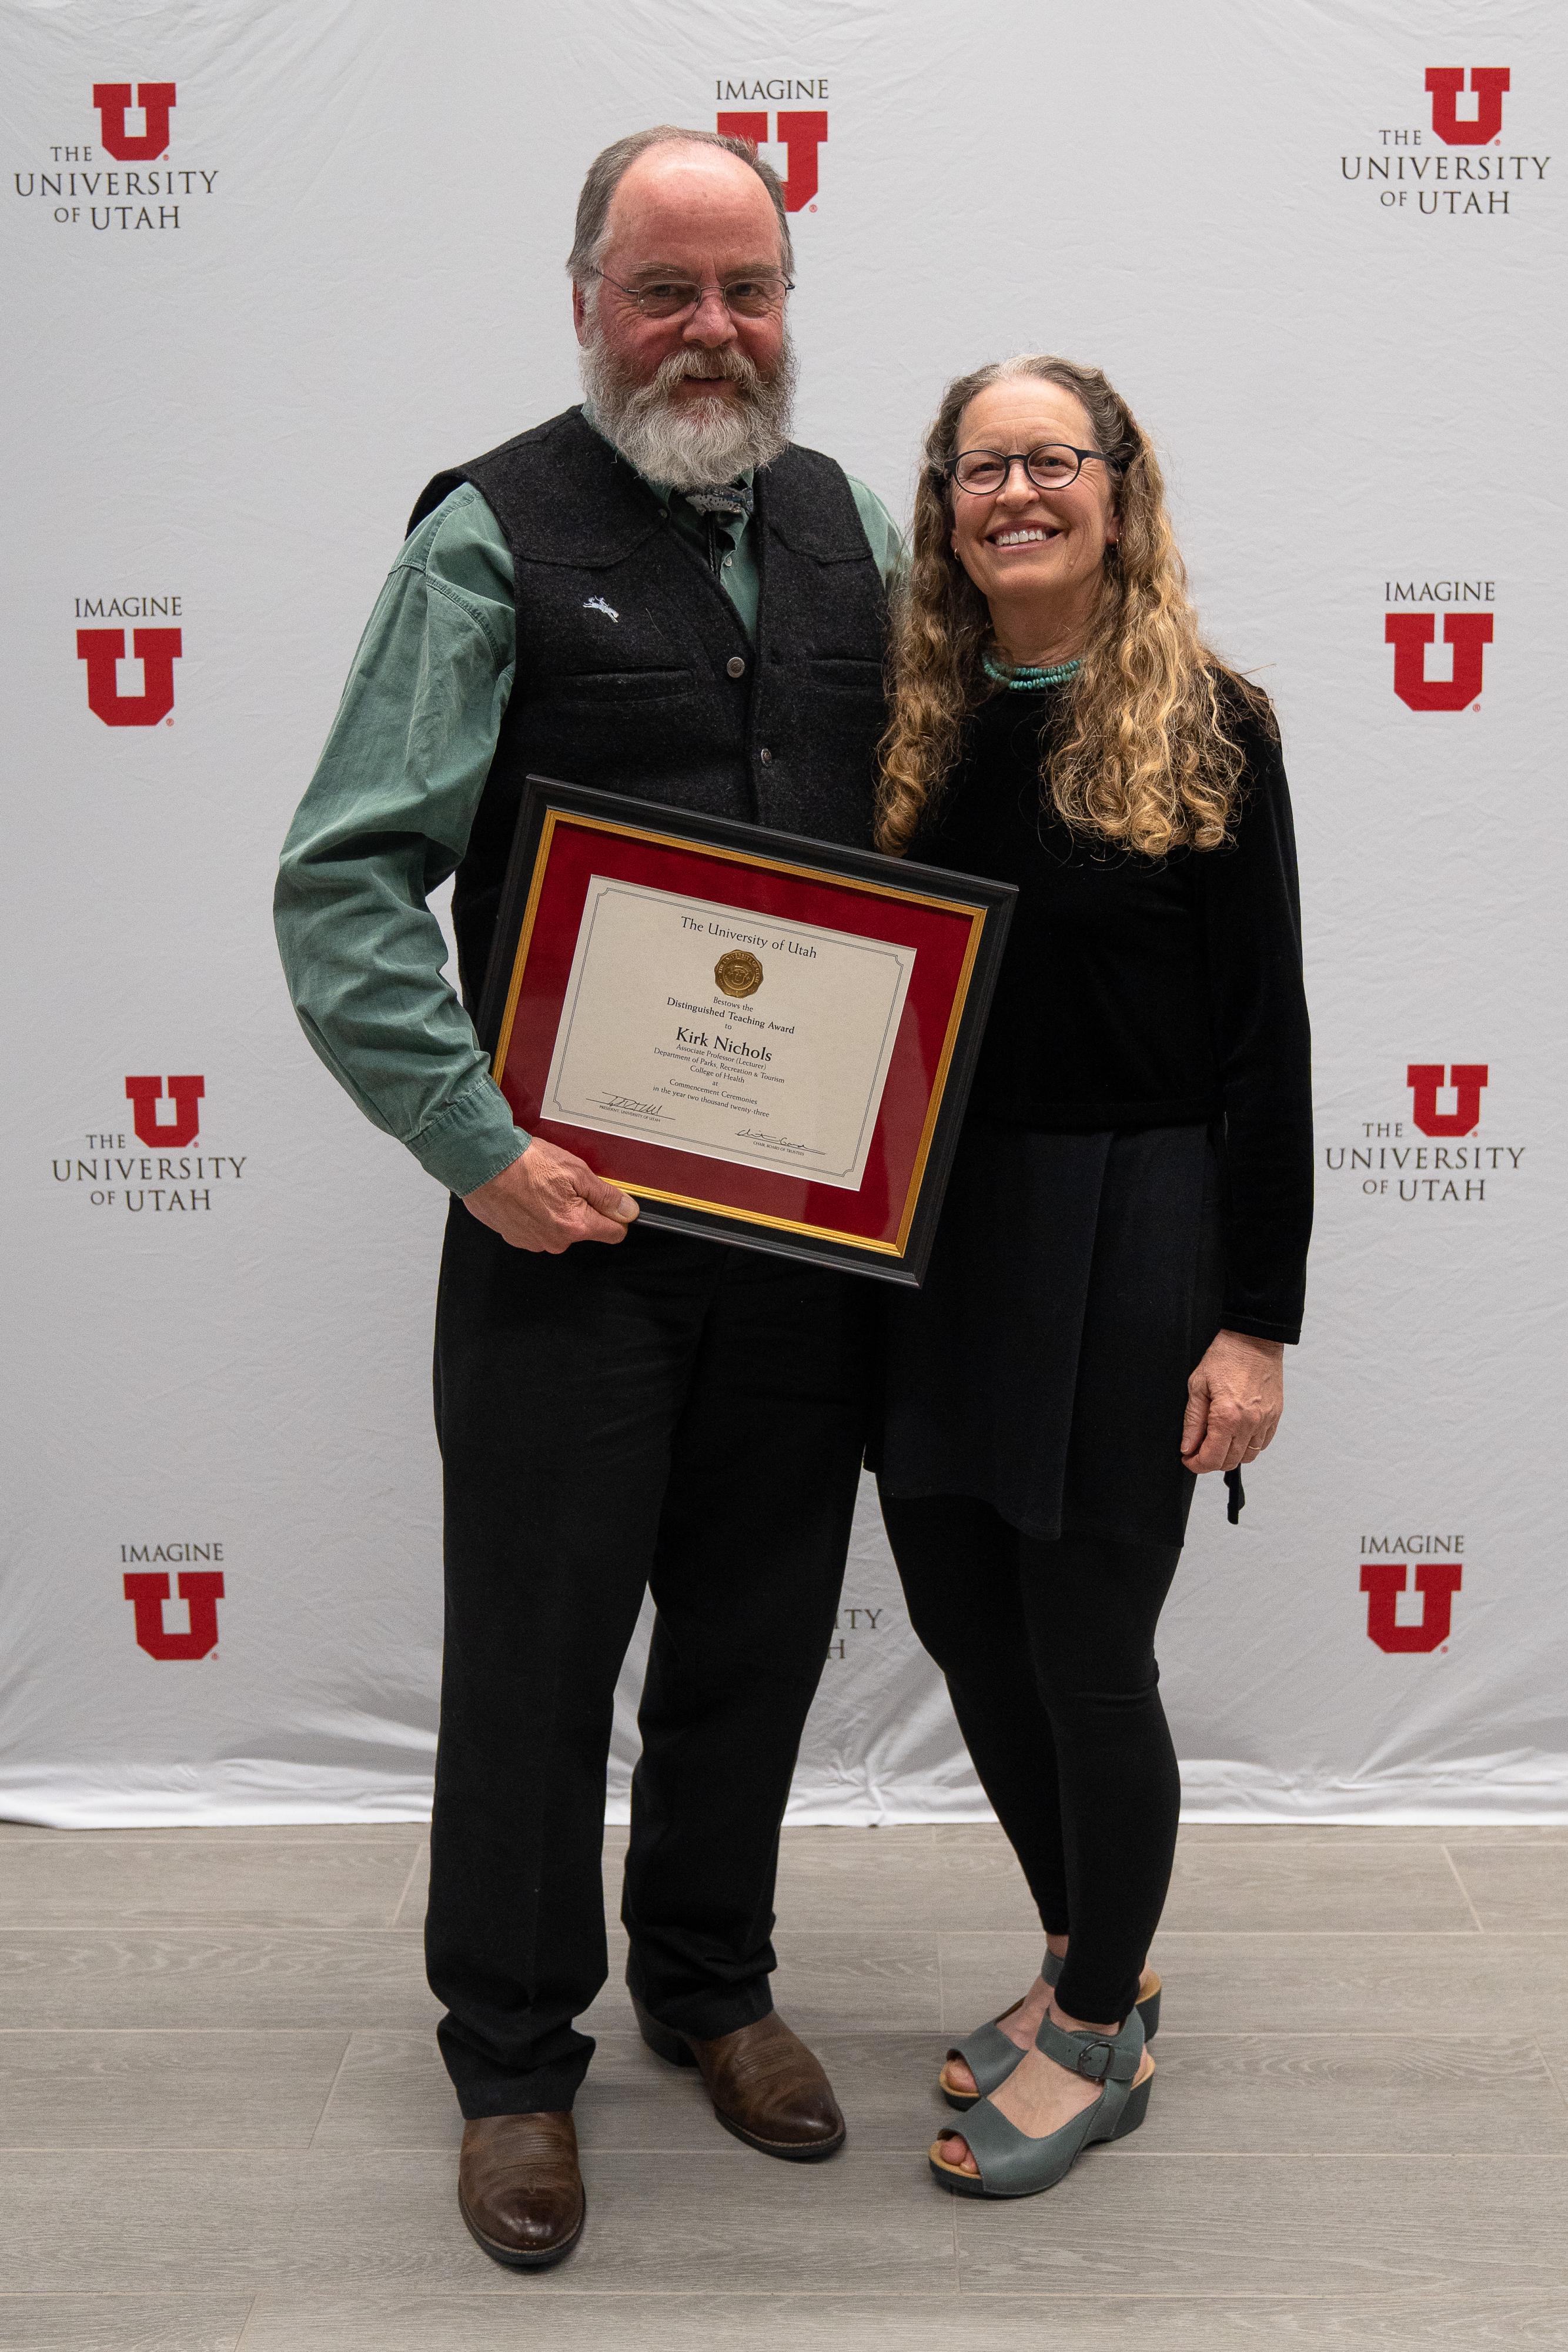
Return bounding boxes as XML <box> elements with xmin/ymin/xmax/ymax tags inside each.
<box><xmin>603</xmin><ymin>143</ymin><xmax>784</xmax><ymax>270</ymax></box>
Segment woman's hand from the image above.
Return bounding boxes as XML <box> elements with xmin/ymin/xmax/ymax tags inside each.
<box><xmin>1181</xmin><ymin>1330</ymin><xmax>1285</xmax><ymax>1475</ymax></box>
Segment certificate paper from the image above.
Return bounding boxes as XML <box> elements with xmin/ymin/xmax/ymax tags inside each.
<box><xmin>542</xmin><ymin>877</ymin><xmax>916</xmax><ymax>1190</ymax></box>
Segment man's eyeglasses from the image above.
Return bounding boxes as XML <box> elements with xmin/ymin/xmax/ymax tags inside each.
<box><xmin>947</xmin><ymin>444</ymin><xmax>1112</xmax><ymax>495</ymax></box>
<box><xmin>591</xmin><ymin>269</ymin><xmax>794</xmax><ymax>322</ymax></box>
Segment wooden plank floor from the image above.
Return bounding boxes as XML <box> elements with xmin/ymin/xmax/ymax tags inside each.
<box><xmin>1</xmin><ymin>1821</ymin><xmax>1566</xmax><ymax>2348</ymax></box>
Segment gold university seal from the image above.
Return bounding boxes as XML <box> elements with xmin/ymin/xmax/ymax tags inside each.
<box><xmin>714</xmin><ymin>950</ymin><xmax>764</xmax><ymax>999</ymax></box>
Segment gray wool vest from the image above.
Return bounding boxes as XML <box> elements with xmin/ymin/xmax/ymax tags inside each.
<box><xmin>409</xmin><ymin>407</ymin><xmax>889</xmax><ymax>1010</ymax></box>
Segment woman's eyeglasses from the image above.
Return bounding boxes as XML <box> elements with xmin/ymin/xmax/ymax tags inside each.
<box><xmin>947</xmin><ymin>444</ymin><xmax>1112</xmax><ymax>495</ymax></box>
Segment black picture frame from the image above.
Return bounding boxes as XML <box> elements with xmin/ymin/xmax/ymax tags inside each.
<box><xmin>477</xmin><ymin>776</ymin><xmax>1015</xmax><ymax>1286</ymax></box>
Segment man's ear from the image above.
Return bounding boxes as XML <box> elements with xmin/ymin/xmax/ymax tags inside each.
<box><xmin>572</xmin><ymin>280</ymin><xmax>589</xmax><ymax>345</ymax></box>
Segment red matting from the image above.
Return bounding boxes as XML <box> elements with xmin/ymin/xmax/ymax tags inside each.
<box><xmin>496</xmin><ymin>816</ymin><xmax>981</xmax><ymax>1250</ymax></box>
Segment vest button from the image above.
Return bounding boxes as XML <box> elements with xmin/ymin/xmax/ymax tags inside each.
<box><xmin>758</xmin><ymin>747</ymin><xmax>773</xmax><ymax>764</ymax></box>
<box><xmin>726</xmin><ymin>656</ymin><xmax>746</xmax><ymax>679</ymax></box>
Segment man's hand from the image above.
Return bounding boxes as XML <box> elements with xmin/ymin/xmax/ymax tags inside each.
<box><xmin>463</xmin><ymin>1138</ymin><xmax>639</xmax><ymax>1254</ymax></box>
<box><xmin>1181</xmin><ymin>1329</ymin><xmax>1285</xmax><ymax>1475</ymax></box>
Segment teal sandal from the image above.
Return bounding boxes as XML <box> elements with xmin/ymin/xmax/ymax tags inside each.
<box><xmin>930</xmin><ymin>2004</ymin><xmax>1150</xmax><ymax>2199</ymax></box>
<box><xmin>938</xmin><ymin>1951</ymin><xmax>1162</xmax><ymax>2111</ymax></box>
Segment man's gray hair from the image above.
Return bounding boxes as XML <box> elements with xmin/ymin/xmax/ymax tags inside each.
<box><xmin>566</xmin><ymin>125</ymin><xmax>795</xmax><ymax>285</ymax></box>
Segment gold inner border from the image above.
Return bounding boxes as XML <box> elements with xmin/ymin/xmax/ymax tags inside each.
<box><xmin>492</xmin><ymin>809</ymin><xmax>988</xmax><ymax>1257</ymax></box>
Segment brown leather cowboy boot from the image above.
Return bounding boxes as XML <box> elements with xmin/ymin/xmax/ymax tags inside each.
<box><xmin>633</xmin><ymin>2000</ymin><xmax>846</xmax><ymax>2159</ymax></box>
<box><xmin>458</xmin><ymin>2112</ymin><xmax>584</xmax><ymax>2268</ymax></box>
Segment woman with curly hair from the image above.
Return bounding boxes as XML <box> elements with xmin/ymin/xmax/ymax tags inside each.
<box><xmin>873</xmin><ymin>356</ymin><xmax>1312</xmax><ymax>2199</ymax></box>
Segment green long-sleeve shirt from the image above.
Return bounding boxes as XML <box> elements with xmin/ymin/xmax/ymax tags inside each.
<box><xmin>275</xmin><ymin>458</ymin><xmax>901</xmax><ymax>1197</ymax></box>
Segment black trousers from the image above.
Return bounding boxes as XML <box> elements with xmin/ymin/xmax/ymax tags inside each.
<box><xmin>427</xmin><ymin>1202</ymin><xmax>872</xmax><ymax>2117</ymax></box>
<box><xmin>878</xmin><ymin>1492</ymin><xmax>1182</xmax><ymax>2026</ymax></box>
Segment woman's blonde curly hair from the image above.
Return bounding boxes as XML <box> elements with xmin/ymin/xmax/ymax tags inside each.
<box><xmin>875</xmin><ymin>355</ymin><xmax>1272</xmax><ymax>860</ymax></box>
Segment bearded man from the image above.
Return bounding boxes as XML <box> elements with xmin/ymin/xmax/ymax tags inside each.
<box><xmin>275</xmin><ymin>127</ymin><xmax>898</xmax><ymax>2269</ymax></box>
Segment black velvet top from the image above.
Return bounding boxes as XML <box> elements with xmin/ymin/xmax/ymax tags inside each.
<box><xmin>917</xmin><ymin>685</ymin><xmax>1313</xmax><ymax>1344</ymax></box>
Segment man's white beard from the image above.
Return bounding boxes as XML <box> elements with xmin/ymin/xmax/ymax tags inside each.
<box><xmin>580</xmin><ymin>334</ymin><xmax>796</xmax><ymax>489</ymax></box>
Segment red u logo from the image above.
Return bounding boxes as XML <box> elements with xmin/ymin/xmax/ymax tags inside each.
<box><xmin>1361</xmin><ymin>1562</ymin><xmax>1462</xmax><ymax>1653</ymax></box>
<box><xmin>716</xmin><ymin>109</ymin><xmax>828</xmax><ymax>211</ymax></box>
<box><xmin>78</xmin><ymin>627</ymin><xmax>182</xmax><ymax>726</ymax></box>
<box><xmin>1425</xmin><ymin>67</ymin><xmax>1509</xmax><ymax>147</ymax></box>
<box><xmin>92</xmin><ymin>81</ymin><xmax>177</xmax><ymax>161</ymax></box>
<box><xmin>123</xmin><ymin>1571</ymin><xmax>223</xmax><ymax>1659</ymax></box>
<box><xmin>1385</xmin><ymin>613</ymin><xmax>1491</xmax><ymax>711</ymax></box>
<box><xmin>1406</xmin><ymin>1064</ymin><xmax>1487</xmax><ymax>1137</ymax></box>
<box><xmin>125</xmin><ymin>1074</ymin><xmax>204</xmax><ymax>1148</ymax></box>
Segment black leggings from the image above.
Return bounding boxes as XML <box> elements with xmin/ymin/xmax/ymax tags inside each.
<box><xmin>879</xmin><ymin>1491</ymin><xmax>1182</xmax><ymax>2026</ymax></box>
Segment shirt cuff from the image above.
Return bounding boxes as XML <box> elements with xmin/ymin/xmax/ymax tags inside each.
<box><xmin>406</xmin><ymin>1079</ymin><xmax>529</xmax><ymax>1197</ymax></box>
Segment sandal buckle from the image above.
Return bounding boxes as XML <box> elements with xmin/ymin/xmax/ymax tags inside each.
<box><xmin>1073</xmin><ymin>2037</ymin><xmax>1114</xmax><ymax>2080</ymax></box>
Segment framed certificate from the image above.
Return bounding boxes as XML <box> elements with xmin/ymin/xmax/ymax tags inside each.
<box><xmin>477</xmin><ymin>779</ymin><xmax>1015</xmax><ymax>1285</ymax></box>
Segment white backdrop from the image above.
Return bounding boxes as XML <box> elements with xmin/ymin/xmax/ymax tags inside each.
<box><xmin>4</xmin><ymin>0</ymin><xmax>1564</xmax><ymax>1828</ymax></box>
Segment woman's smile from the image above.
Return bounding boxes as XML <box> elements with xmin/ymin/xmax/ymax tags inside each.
<box><xmin>988</xmin><ymin>522</ymin><xmax>1062</xmax><ymax>548</ymax></box>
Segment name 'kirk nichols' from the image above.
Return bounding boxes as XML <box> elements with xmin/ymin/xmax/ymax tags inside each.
<box><xmin>673</xmin><ymin>1027</ymin><xmax>771</xmax><ymax>1060</ymax></box>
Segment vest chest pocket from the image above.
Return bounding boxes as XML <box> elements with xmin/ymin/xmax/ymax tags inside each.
<box><xmin>519</xmin><ymin>574</ymin><xmax>694</xmax><ymax>704</ymax></box>
<box><xmin>533</xmin><ymin>665</ymin><xmax>697</xmax><ymax>707</ymax></box>
<box><xmin>806</xmin><ymin>655</ymin><xmax>885</xmax><ymax>697</ymax></box>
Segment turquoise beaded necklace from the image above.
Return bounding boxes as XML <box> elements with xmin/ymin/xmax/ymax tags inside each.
<box><xmin>982</xmin><ymin>652</ymin><xmax>1081</xmax><ymax>691</ymax></box>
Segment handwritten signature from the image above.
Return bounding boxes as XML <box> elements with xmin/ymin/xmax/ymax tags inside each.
<box><xmin>738</xmin><ymin>1128</ymin><xmax>814</xmax><ymax>1157</ymax></box>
